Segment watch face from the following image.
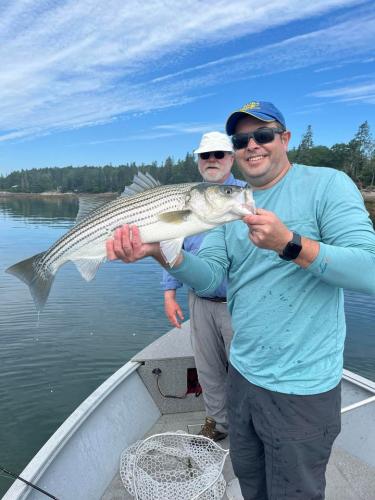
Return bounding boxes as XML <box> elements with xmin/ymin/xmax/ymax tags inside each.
<box><xmin>287</xmin><ymin>242</ymin><xmax>302</xmax><ymax>259</ymax></box>
<box><xmin>279</xmin><ymin>232</ymin><xmax>302</xmax><ymax>260</ymax></box>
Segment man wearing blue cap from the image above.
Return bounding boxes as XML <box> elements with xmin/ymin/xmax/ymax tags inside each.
<box><xmin>106</xmin><ymin>100</ymin><xmax>375</xmax><ymax>499</ymax></box>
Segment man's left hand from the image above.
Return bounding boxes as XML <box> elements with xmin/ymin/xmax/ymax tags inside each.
<box><xmin>106</xmin><ymin>225</ymin><xmax>160</xmax><ymax>263</ymax></box>
<box><xmin>243</xmin><ymin>208</ymin><xmax>292</xmax><ymax>254</ymax></box>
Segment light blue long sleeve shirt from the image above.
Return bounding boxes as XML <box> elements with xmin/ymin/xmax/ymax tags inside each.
<box><xmin>168</xmin><ymin>165</ymin><xmax>375</xmax><ymax>394</ymax></box>
<box><xmin>161</xmin><ymin>173</ymin><xmax>246</xmax><ymax>298</ymax></box>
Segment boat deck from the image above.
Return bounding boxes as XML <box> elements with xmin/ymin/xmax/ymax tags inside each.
<box><xmin>102</xmin><ymin>405</ymin><xmax>375</xmax><ymax>500</ymax></box>
<box><xmin>102</xmin><ymin>324</ymin><xmax>375</xmax><ymax>500</ymax></box>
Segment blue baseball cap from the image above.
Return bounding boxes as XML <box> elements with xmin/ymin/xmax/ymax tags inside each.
<box><xmin>225</xmin><ymin>100</ymin><xmax>286</xmax><ymax>135</ymax></box>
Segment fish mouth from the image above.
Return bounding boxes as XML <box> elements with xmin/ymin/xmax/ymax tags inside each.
<box><xmin>236</xmin><ymin>203</ymin><xmax>255</xmax><ymax>216</ymax></box>
<box><xmin>232</xmin><ymin>189</ymin><xmax>255</xmax><ymax>216</ymax></box>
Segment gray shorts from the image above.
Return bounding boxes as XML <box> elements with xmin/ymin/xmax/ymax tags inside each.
<box><xmin>227</xmin><ymin>363</ymin><xmax>341</xmax><ymax>500</ymax></box>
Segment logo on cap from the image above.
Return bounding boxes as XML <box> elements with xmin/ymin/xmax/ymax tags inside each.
<box><xmin>241</xmin><ymin>101</ymin><xmax>260</xmax><ymax>112</ymax></box>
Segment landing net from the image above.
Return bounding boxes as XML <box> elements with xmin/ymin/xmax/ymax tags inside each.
<box><xmin>120</xmin><ymin>431</ymin><xmax>229</xmax><ymax>499</ymax></box>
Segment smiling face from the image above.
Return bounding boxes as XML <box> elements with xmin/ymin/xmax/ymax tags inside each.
<box><xmin>234</xmin><ymin>115</ymin><xmax>291</xmax><ymax>189</ymax></box>
<box><xmin>198</xmin><ymin>151</ymin><xmax>234</xmax><ymax>183</ymax></box>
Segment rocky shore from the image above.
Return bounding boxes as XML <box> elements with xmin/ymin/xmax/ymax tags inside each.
<box><xmin>362</xmin><ymin>190</ymin><xmax>375</xmax><ymax>201</ymax></box>
<box><xmin>0</xmin><ymin>191</ymin><xmax>115</xmax><ymax>198</ymax></box>
<box><xmin>1</xmin><ymin>189</ymin><xmax>374</xmax><ymax>198</ymax></box>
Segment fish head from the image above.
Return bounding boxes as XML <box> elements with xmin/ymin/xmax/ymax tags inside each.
<box><xmin>186</xmin><ymin>183</ymin><xmax>255</xmax><ymax>224</ymax></box>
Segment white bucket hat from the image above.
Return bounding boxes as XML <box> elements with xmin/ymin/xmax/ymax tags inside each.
<box><xmin>194</xmin><ymin>131</ymin><xmax>233</xmax><ymax>154</ymax></box>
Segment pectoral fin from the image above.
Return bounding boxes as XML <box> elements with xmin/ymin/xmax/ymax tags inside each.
<box><xmin>72</xmin><ymin>257</ymin><xmax>106</xmax><ymax>281</ymax></box>
<box><xmin>160</xmin><ymin>238</ymin><xmax>184</xmax><ymax>267</ymax></box>
<box><xmin>158</xmin><ymin>210</ymin><xmax>191</xmax><ymax>224</ymax></box>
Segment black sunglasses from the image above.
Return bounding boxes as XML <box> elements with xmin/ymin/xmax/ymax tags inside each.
<box><xmin>231</xmin><ymin>127</ymin><xmax>285</xmax><ymax>150</ymax></box>
<box><xmin>199</xmin><ymin>151</ymin><xmax>227</xmax><ymax>160</ymax></box>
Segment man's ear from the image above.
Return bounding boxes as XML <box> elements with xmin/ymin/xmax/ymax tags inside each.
<box><xmin>282</xmin><ymin>131</ymin><xmax>291</xmax><ymax>148</ymax></box>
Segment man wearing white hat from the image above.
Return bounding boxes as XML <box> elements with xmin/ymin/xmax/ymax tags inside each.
<box><xmin>161</xmin><ymin>131</ymin><xmax>246</xmax><ymax>441</ymax></box>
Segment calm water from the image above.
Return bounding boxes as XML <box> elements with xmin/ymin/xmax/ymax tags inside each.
<box><xmin>0</xmin><ymin>196</ymin><xmax>374</xmax><ymax>495</ymax></box>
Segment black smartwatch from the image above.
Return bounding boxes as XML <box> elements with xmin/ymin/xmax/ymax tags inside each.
<box><xmin>279</xmin><ymin>232</ymin><xmax>302</xmax><ymax>261</ymax></box>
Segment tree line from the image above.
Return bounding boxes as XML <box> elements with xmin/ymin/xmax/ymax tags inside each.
<box><xmin>288</xmin><ymin>121</ymin><xmax>374</xmax><ymax>188</ymax></box>
<box><xmin>1</xmin><ymin>121</ymin><xmax>374</xmax><ymax>193</ymax></box>
<box><xmin>0</xmin><ymin>155</ymin><xmax>201</xmax><ymax>194</ymax></box>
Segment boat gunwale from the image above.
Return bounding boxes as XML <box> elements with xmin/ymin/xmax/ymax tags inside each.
<box><xmin>342</xmin><ymin>368</ymin><xmax>375</xmax><ymax>394</ymax></box>
<box><xmin>3</xmin><ymin>360</ymin><xmax>141</xmax><ymax>499</ymax></box>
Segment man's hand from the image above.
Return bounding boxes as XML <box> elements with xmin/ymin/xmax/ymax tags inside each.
<box><xmin>164</xmin><ymin>290</ymin><xmax>184</xmax><ymax>328</ymax></box>
<box><xmin>243</xmin><ymin>208</ymin><xmax>292</xmax><ymax>254</ymax></box>
<box><xmin>243</xmin><ymin>208</ymin><xmax>320</xmax><ymax>267</ymax></box>
<box><xmin>106</xmin><ymin>224</ymin><xmax>161</xmax><ymax>263</ymax></box>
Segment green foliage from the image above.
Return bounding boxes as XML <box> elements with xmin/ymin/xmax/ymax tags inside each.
<box><xmin>288</xmin><ymin>121</ymin><xmax>375</xmax><ymax>188</ymax></box>
<box><xmin>1</xmin><ymin>122</ymin><xmax>375</xmax><ymax>192</ymax></box>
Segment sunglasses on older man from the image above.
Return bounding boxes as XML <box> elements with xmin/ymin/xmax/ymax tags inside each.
<box><xmin>199</xmin><ymin>151</ymin><xmax>227</xmax><ymax>160</ymax></box>
<box><xmin>231</xmin><ymin>127</ymin><xmax>285</xmax><ymax>150</ymax></box>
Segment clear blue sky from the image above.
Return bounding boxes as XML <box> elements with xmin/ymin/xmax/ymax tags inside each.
<box><xmin>0</xmin><ymin>0</ymin><xmax>374</xmax><ymax>175</ymax></box>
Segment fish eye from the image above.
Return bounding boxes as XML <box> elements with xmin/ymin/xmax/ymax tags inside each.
<box><xmin>223</xmin><ymin>187</ymin><xmax>233</xmax><ymax>195</ymax></box>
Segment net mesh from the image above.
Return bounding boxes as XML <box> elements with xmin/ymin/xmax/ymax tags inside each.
<box><xmin>120</xmin><ymin>431</ymin><xmax>229</xmax><ymax>499</ymax></box>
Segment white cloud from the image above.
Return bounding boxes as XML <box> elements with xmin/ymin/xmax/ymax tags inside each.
<box><xmin>153</xmin><ymin>11</ymin><xmax>375</xmax><ymax>88</ymax></box>
<box><xmin>0</xmin><ymin>0</ymin><xmax>370</xmax><ymax>141</ymax></box>
<box><xmin>86</xmin><ymin>121</ymin><xmax>223</xmax><ymax>145</ymax></box>
<box><xmin>319</xmin><ymin>72</ymin><xmax>375</xmax><ymax>87</ymax></box>
<box><xmin>154</xmin><ymin>123</ymin><xmax>223</xmax><ymax>133</ymax></box>
<box><xmin>310</xmin><ymin>82</ymin><xmax>375</xmax><ymax>104</ymax></box>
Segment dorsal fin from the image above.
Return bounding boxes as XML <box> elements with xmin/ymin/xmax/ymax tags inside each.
<box><xmin>121</xmin><ymin>172</ymin><xmax>161</xmax><ymax>197</ymax></box>
<box><xmin>76</xmin><ymin>195</ymin><xmax>114</xmax><ymax>224</ymax></box>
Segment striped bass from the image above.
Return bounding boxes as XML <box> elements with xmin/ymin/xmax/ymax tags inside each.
<box><xmin>6</xmin><ymin>172</ymin><xmax>255</xmax><ymax>311</ymax></box>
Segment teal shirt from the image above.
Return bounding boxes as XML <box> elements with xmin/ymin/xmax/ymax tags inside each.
<box><xmin>169</xmin><ymin>165</ymin><xmax>375</xmax><ymax>395</ymax></box>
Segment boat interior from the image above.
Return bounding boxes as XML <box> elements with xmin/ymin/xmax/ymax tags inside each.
<box><xmin>4</xmin><ymin>322</ymin><xmax>375</xmax><ymax>500</ymax></box>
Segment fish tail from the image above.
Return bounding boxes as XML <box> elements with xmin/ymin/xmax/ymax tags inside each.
<box><xmin>6</xmin><ymin>252</ymin><xmax>55</xmax><ymax>311</ymax></box>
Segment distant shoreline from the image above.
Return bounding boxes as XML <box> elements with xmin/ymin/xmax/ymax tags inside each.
<box><xmin>0</xmin><ymin>191</ymin><xmax>116</xmax><ymax>198</ymax></box>
<box><xmin>2</xmin><ymin>190</ymin><xmax>374</xmax><ymax>200</ymax></box>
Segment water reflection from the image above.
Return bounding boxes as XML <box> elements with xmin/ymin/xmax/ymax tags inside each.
<box><xmin>0</xmin><ymin>193</ymin><xmax>118</xmax><ymax>224</ymax></box>
<box><xmin>0</xmin><ymin>195</ymin><xmax>78</xmax><ymax>220</ymax></box>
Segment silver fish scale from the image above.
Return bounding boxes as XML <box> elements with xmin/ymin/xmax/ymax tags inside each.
<box><xmin>40</xmin><ymin>183</ymin><xmax>198</xmax><ymax>271</ymax></box>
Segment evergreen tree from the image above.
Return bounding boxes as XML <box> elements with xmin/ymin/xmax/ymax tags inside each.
<box><xmin>354</xmin><ymin>121</ymin><xmax>374</xmax><ymax>186</ymax></box>
<box><xmin>299</xmin><ymin>125</ymin><xmax>314</xmax><ymax>150</ymax></box>
<box><xmin>295</xmin><ymin>125</ymin><xmax>314</xmax><ymax>165</ymax></box>
<box><xmin>160</xmin><ymin>156</ymin><xmax>175</xmax><ymax>184</ymax></box>
<box><xmin>355</xmin><ymin>121</ymin><xmax>374</xmax><ymax>158</ymax></box>
<box><xmin>330</xmin><ymin>143</ymin><xmax>350</xmax><ymax>171</ymax></box>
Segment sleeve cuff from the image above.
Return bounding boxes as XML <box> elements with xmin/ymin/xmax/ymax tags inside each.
<box><xmin>305</xmin><ymin>242</ymin><xmax>330</xmax><ymax>277</ymax></box>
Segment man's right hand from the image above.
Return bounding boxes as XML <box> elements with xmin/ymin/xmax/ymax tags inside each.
<box><xmin>106</xmin><ymin>224</ymin><xmax>161</xmax><ymax>263</ymax></box>
<box><xmin>164</xmin><ymin>290</ymin><xmax>184</xmax><ymax>328</ymax></box>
